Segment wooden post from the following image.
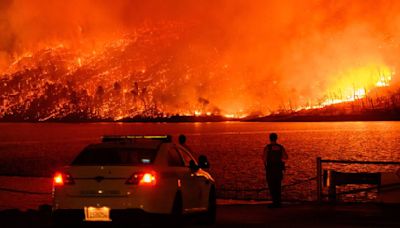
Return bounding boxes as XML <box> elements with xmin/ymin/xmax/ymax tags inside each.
<box><xmin>317</xmin><ymin>157</ymin><xmax>322</xmax><ymax>203</ymax></box>
<box><xmin>328</xmin><ymin>171</ymin><xmax>336</xmax><ymax>202</ymax></box>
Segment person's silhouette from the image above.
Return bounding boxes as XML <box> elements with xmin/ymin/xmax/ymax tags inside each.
<box><xmin>179</xmin><ymin>134</ymin><xmax>193</xmax><ymax>153</ymax></box>
<box><xmin>262</xmin><ymin>133</ymin><xmax>288</xmax><ymax>208</ymax></box>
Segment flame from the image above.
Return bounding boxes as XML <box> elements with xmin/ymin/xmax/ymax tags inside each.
<box><xmin>224</xmin><ymin>114</ymin><xmax>235</xmax><ymax>118</ymax></box>
<box><xmin>295</xmin><ymin>64</ymin><xmax>394</xmax><ymax>111</ymax></box>
<box><xmin>223</xmin><ymin>113</ymin><xmax>249</xmax><ymax>119</ymax></box>
<box><xmin>319</xmin><ymin>65</ymin><xmax>393</xmax><ymax>105</ymax></box>
<box><xmin>0</xmin><ymin>39</ymin><xmax>395</xmax><ymax>120</ymax></box>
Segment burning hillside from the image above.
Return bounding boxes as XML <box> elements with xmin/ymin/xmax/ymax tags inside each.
<box><xmin>0</xmin><ymin>23</ymin><xmax>199</xmax><ymax>121</ymax></box>
<box><xmin>1</xmin><ymin>0</ymin><xmax>400</xmax><ymax>121</ymax></box>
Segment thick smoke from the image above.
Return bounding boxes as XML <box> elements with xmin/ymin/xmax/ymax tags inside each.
<box><xmin>1</xmin><ymin>0</ymin><xmax>400</xmax><ymax>117</ymax></box>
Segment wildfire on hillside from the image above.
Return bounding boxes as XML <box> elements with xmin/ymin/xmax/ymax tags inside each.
<box><xmin>1</xmin><ymin>0</ymin><xmax>400</xmax><ymax>121</ymax></box>
<box><xmin>297</xmin><ymin>65</ymin><xmax>394</xmax><ymax>111</ymax></box>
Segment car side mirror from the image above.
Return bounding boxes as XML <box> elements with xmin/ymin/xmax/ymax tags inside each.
<box><xmin>189</xmin><ymin>160</ymin><xmax>199</xmax><ymax>171</ymax></box>
<box><xmin>198</xmin><ymin>155</ymin><xmax>210</xmax><ymax>169</ymax></box>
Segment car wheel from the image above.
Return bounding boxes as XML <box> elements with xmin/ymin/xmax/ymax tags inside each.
<box><xmin>198</xmin><ymin>186</ymin><xmax>216</xmax><ymax>225</ymax></box>
<box><xmin>204</xmin><ymin>186</ymin><xmax>217</xmax><ymax>225</ymax></box>
<box><xmin>170</xmin><ymin>191</ymin><xmax>183</xmax><ymax>226</ymax></box>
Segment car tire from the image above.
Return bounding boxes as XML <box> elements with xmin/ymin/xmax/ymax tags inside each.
<box><xmin>203</xmin><ymin>186</ymin><xmax>217</xmax><ymax>225</ymax></box>
<box><xmin>170</xmin><ymin>191</ymin><xmax>183</xmax><ymax>226</ymax></box>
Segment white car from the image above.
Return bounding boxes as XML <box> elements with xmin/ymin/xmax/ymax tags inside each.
<box><xmin>52</xmin><ymin>135</ymin><xmax>216</xmax><ymax>225</ymax></box>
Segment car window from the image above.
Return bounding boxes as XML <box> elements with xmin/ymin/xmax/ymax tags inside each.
<box><xmin>178</xmin><ymin>148</ymin><xmax>196</xmax><ymax>166</ymax></box>
<box><xmin>168</xmin><ymin>148</ymin><xmax>184</xmax><ymax>167</ymax></box>
<box><xmin>72</xmin><ymin>146</ymin><xmax>157</xmax><ymax>166</ymax></box>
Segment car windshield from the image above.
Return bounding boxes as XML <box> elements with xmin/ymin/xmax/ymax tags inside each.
<box><xmin>72</xmin><ymin>146</ymin><xmax>158</xmax><ymax>166</ymax></box>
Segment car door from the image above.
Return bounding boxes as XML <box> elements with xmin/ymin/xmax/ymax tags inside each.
<box><xmin>177</xmin><ymin>147</ymin><xmax>207</xmax><ymax>211</ymax></box>
<box><xmin>167</xmin><ymin>146</ymin><xmax>199</xmax><ymax>211</ymax></box>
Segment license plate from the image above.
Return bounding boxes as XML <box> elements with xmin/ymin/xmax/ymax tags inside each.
<box><xmin>84</xmin><ymin>206</ymin><xmax>111</xmax><ymax>222</ymax></box>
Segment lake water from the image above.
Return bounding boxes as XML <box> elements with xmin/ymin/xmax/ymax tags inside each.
<box><xmin>0</xmin><ymin>122</ymin><xmax>399</xmax><ymax>210</ymax></box>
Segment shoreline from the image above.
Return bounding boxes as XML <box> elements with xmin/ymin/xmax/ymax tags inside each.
<box><xmin>1</xmin><ymin>114</ymin><xmax>400</xmax><ymax>123</ymax></box>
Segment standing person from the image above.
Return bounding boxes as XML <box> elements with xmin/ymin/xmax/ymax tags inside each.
<box><xmin>178</xmin><ymin>134</ymin><xmax>193</xmax><ymax>153</ymax></box>
<box><xmin>263</xmin><ymin>133</ymin><xmax>288</xmax><ymax>208</ymax></box>
<box><xmin>179</xmin><ymin>134</ymin><xmax>210</xmax><ymax>168</ymax></box>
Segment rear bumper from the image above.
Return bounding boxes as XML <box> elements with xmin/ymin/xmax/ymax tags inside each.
<box><xmin>53</xmin><ymin>185</ymin><xmax>177</xmax><ymax>214</ymax></box>
<box><xmin>52</xmin><ymin>208</ymin><xmax>164</xmax><ymax>224</ymax></box>
<box><xmin>53</xmin><ymin>187</ymin><xmax>176</xmax><ymax>214</ymax></box>
<box><xmin>53</xmin><ymin>195</ymin><xmax>174</xmax><ymax>214</ymax></box>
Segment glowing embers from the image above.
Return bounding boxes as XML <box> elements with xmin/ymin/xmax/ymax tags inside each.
<box><xmin>376</xmin><ymin>74</ymin><xmax>392</xmax><ymax>87</ymax></box>
<box><xmin>194</xmin><ymin>110</ymin><xmax>202</xmax><ymax>116</ymax></box>
<box><xmin>223</xmin><ymin>113</ymin><xmax>248</xmax><ymax>119</ymax></box>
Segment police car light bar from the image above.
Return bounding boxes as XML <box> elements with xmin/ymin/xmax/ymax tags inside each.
<box><xmin>102</xmin><ymin>135</ymin><xmax>172</xmax><ymax>142</ymax></box>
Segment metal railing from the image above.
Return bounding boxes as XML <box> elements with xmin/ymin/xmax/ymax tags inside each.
<box><xmin>316</xmin><ymin>157</ymin><xmax>400</xmax><ymax>202</ymax></box>
<box><xmin>218</xmin><ymin>176</ymin><xmax>316</xmax><ymax>200</ymax></box>
<box><xmin>0</xmin><ymin>187</ymin><xmax>51</xmax><ymax>195</ymax></box>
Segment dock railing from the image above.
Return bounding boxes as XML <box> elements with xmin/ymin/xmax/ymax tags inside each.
<box><xmin>316</xmin><ymin>157</ymin><xmax>400</xmax><ymax>203</ymax></box>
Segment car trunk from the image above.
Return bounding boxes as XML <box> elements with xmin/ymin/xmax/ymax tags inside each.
<box><xmin>64</xmin><ymin>166</ymin><xmax>145</xmax><ymax>197</ymax></box>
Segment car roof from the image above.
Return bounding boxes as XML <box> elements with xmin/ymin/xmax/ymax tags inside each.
<box><xmin>86</xmin><ymin>140</ymin><xmax>165</xmax><ymax>150</ymax></box>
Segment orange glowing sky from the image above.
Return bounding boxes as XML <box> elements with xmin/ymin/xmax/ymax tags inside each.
<box><xmin>0</xmin><ymin>0</ymin><xmax>400</xmax><ymax>119</ymax></box>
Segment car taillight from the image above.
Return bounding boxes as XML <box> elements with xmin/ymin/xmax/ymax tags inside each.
<box><xmin>53</xmin><ymin>172</ymin><xmax>74</xmax><ymax>186</ymax></box>
<box><xmin>126</xmin><ymin>172</ymin><xmax>156</xmax><ymax>186</ymax></box>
